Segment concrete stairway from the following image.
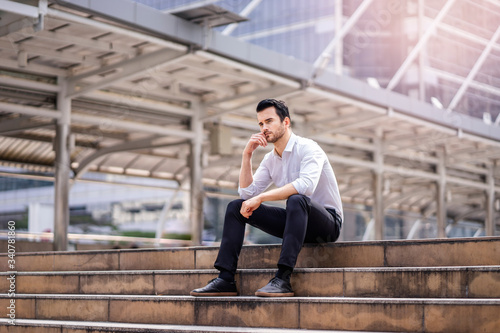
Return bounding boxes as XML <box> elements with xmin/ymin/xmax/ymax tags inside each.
<box><xmin>1</xmin><ymin>237</ymin><xmax>499</xmax><ymax>332</ymax></box>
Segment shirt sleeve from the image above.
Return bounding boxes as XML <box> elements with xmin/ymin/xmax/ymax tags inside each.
<box><xmin>238</xmin><ymin>156</ymin><xmax>273</xmax><ymax>200</ymax></box>
<box><xmin>291</xmin><ymin>144</ymin><xmax>325</xmax><ymax>196</ymax></box>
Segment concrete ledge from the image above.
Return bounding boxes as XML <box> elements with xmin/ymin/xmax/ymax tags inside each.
<box><xmin>1</xmin><ymin>294</ymin><xmax>499</xmax><ymax>332</ymax></box>
<box><xmin>1</xmin><ymin>266</ymin><xmax>498</xmax><ymax>298</ymax></box>
<box><xmin>1</xmin><ymin>237</ymin><xmax>499</xmax><ymax>271</ymax></box>
<box><xmin>0</xmin><ymin>240</ymin><xmax>53</xmax><ymax>253</ymax></box>
<box><xmin>0</xmin><ymin>318</ymin><xmax>376</xmax><ymax>333</ymax></box>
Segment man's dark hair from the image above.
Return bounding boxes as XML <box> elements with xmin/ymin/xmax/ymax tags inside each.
<box><xmin>256</xmin><ymin>99</ymin><xmax>291</xmax><ymax>123</ymax></box>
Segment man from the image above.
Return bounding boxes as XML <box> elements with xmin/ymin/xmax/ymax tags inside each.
<box><xmin>191</xmin><ymin>99</ymin><xmax>343</xmax><ymax>297</ymax></box>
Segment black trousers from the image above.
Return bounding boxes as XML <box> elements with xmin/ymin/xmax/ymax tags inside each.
<box><xmin>214</xmin><ymin>194</ymin><xmax>342</xmax><ymax>274</ymax></box>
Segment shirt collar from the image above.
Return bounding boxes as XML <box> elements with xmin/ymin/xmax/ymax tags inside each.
<box><xmin>273</xmin><ymin>132</ymin><xmax>296</xmax><ymax>156</ymax></box>
<box><xmin>284</xmin><ymin>132</ymin><xmax>297</xmax><ymax>153</ymax></box>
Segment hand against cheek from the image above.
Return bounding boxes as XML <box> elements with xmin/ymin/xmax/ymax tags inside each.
<box><xmin>240</xmin><ymin>197</ymin><xmax>262</xmax><ymax>219</ymax></box>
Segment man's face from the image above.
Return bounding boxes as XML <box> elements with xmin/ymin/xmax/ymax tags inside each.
<box><xmin>257</xmin><ymin>106</ymin><xmax>288</xmax><ymax>143</ymax></box>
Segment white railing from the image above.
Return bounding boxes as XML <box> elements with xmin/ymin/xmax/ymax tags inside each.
<box><xmin>0</xmin><ymin>231</ymin><xmax>191</xmax><ymax>248</ymax></box>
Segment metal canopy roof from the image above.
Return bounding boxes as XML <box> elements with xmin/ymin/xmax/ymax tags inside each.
<box><xmin>0</xmin><ymin>0</ymin><xmax>499</xmax><ymax>244</ymax></box>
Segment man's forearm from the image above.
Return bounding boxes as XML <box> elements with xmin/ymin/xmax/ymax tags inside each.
<box><xmin>239</xmin><ymin>152</ymin><xmax>253</xmax><ymax>188</ymax></box>
<box><xmin>257</xmin><ymin>183</ymin><xmax>298</xmax><ymax>202</ymax></box>
<box><xmin>240</xmin><ymin>183</ymin><xmax>299</xmax><ymax>219</ymax></box>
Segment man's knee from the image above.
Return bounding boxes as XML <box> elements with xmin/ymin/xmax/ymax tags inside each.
<box><xmin>226</xmin><ymin>199</ymin><xmax>244</xmax><ymax>214</ymax></box>
<box><xmin>286</xmin><ymin>194</ymin><xmax>308</xmax><ymax>208</ymax></box>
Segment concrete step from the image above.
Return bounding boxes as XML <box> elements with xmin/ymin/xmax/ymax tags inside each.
<box><xmin>0</xmin><ymin>319</ymin><xmax>384</xmax><ymax>333</ymax></box>
<box><xmin>2</xmin><ymin>266</ymin><xmax>499</xmax><ymax>298</ymax></box>
<box><xmin>2</xmin><ymin>294</ymin><xmax>499</xmax><ymax>332</ymax></box>
<box><xmin>2</xmin><ymin>237</ymin><xmax>499</xmax><ymax>272</ymax></box>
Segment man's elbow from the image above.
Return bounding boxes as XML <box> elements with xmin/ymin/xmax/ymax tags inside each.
<box><xmin>302</xmin><ymin>187</ymin><xmax>314</xmax><ymax>197</ymax></box>
<box><xmin>238</xmin><ymin>188</ymin><xmax>252</xmax><ymax>200</ymax></box>
<box><xmin>294</xmin><ymin>179</ymin><xmax>316</xmax><ymax>197</ymax></box>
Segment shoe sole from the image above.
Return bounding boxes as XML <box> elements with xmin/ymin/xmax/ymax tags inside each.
<box><xmin>190</xmin><ymin>291</ymin><xmax>238</xmax><ymax>296</ymax></box>
<box><xmin>254</xmin><ymin>291</ymin><xmax>294</xmax><ymax>297</ymax></box>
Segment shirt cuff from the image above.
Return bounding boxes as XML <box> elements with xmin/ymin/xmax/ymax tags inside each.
<box><xmin>238</xmin><ymin>185</ymin><xmax>254</xmax><ymax>200</ymax></box>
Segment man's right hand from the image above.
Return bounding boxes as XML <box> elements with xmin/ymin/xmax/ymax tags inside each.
<box><xmin>243</xmin><ymin>132</ymin><xmax>267</xmax><ymax>155</ymax></box>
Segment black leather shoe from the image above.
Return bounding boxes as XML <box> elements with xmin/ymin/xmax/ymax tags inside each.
<box><xmin>255</xmin><ymin>277</ymin><xmax>294</xmax><ymax>297</ymax></box>
<box><xmin>190</xmin><ymin>278</ymin><xmax>238</xmax><ymax>296</ymax></box>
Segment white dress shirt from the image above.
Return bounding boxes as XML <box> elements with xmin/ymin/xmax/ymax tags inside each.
<box><xmin>239</xmin><ymin>133</ymin><xmax>343</xmax><ymax>220</ymax></box>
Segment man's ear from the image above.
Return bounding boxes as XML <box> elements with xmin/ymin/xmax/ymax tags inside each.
<box><xmin>284</xmin><ymin>117</ymin><xmax>291</xmax><ymax>127</ymax></box>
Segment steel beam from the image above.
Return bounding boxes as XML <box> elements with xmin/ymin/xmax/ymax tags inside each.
<box><xmin>0</xmin><ymin>58</ymin><xmax>67</xmax><ymax>76</ymax></box>
<box><xmin>222</xmin><ymin>0</ymin><xmax>263</xmax><ymax>36</ymax></box>
<box><xmin>203</xmin><ymin>86</ymin><xmax>298</xmax><ymax>121</ymax></box>
<box><xmin>70</xmin><ymin>113</ymin><xmax>195</xmax><ymax>140</ymax></box>
<box><xmin>73</xmin><ymin>136</ymin><xmax>189</xmax><ymax>180</ymax></box>
<box><xmin>334</xmin><ymin>0</ymin><xmax>343</xmax><ymax>75</ymax></box>
<box><xmin>53</xmin><ymin>77</ymin><xmax>71</xmax><ymax>251</ymax></box>
<box><xmin>437</xmin><ymin>22</ymin><xmax>500</xmax><ymax>56</ymax></box>
<box><xmin>82</xmin><ymin>90</ymin><xmax>194</xmax><ymax>118</ymax></box>
<box><xmin>196</xmin><ymin>51</ymin><xmax>301</xmax><ymax>89</ymax></box>
<box><xmin>0</xmin><ymin>101</ymin><xmax>60</xmax><ymax>119</ymax></box>
<box><xmin>311</xmin><ymin>0</ymin><xmax>374</xmax><ymax>80</ymax></box>
<box><xmin>387</xmin><ymin>0</ymin><xmax>456</xmax><ymax>91</ymax></box>
<box><xmin>237</xmin><ymin>14</ymin><xmax>336</xmax><ymax>41</ymax></box>
<box><xmin>447</xmin><ymin>25</ymin><xmax>500</xmax><ymax>111</ymax></box>
<box><xmin>0</xmin><ymin>75</ymin><xmax>60</xmax><ymax>93</ymax></box>
<box><xmin>305</xmin><ymin>87</ymin><xmax>387</xmax><ymax>115</ymax></box>
<box><xmin>0</xmin><ymin>116</ymin><xmax>52</xmax><ymax>135</ymax></box>
<box><xmin>384</xmin><ymin>189</ymin><xmax>432</xmax><ymax>210</ymax></box>
<box><xmin>425</xmin><ymin>66</ymin><xmax>500</xmax><ymax>98</ymax></box>
<box><xmin>206</xmin><ymin>85</ymin><xmax>291</xmax><ymax>107</ymax></box>
<box><xmin>418</xmin><ymin>0</ymin><xmax>426</xmax><ymax>101</ymax></box>
<box><xmin>328</xmin><ymin>151</ymin><xmax>499</xmax><ymax>193</ymax></box>
<box><xmin>67</xmin><ymin>50</ymin><xmax>190</xmax><ymax>98</ymax></box>
<box><xmin>310</xmin><ymin>114</ymin><xmax>386</xmax><ymax>139</ymax></box>
<box><xmin>0</xmin><ymin>0</ymin><xmax>39</xmax><ymax>18</ymax></box>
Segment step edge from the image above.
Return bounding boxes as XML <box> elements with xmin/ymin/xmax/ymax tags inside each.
<box><xmin>2</xmin><ymin>236</ymin><xmax>499</xmax><ymax>257</ymax></box>
<box><xmin>3</xmin><ymin>293</ymin><xmax>500</xmax><ymax>304</ymax></box>
<box><xmin>2</xmin><ymin>265</ymin><xmax>499</xmax><ymax>276</ymax></box>
<box><xmin>0</xmin><ymin>318</ymin><xmax>377</xmax><ymax>333</ymax></box>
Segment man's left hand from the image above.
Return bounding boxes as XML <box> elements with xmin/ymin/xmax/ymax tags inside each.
<box><xmin>240</xmin><ymin>196</ymin><xmax>262</xmax><ymax>218</ymax></box>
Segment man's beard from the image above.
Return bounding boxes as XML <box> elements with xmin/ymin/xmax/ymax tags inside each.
<box><xmin>265</xmin><ymin>123</ymin><xmax>286</xmax><ymax>143</ymax></box>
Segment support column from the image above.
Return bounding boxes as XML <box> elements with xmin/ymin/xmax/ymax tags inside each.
<box><xmin>485</xmin><ymin>161</ymin><xmax>495</xmax><ymax>236</ymax></box>
<box><xmin>54</xmin><ymin>78</ymin><xmax>71</xmax><ymax>251</ymax></box>
<box><xmin>373</xmin><ymin>136</ymin><xmax>384</xmax><ymax>240</ymax></box>
<box><xmin>190</xmin><ymin>106</ymin><xmax>204</xmax><ymax>245</ymax></box>
<box><xmin>436</xmin><ymin>147</ymin><xmax>447</xmax><ymax>238</ymax></box>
